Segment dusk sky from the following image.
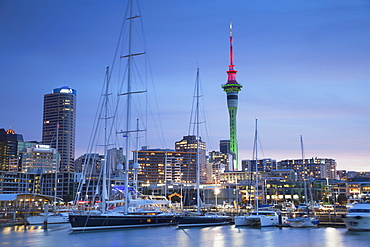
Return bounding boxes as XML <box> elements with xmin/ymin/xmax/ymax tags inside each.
<box><xmin>1</xmin><ymin>0</ymin><xmax>369</xmax><ymax>171</ymax></box>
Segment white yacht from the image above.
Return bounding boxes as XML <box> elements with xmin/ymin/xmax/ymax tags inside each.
<box><xmin>27</xmin><ymin>212</ymin><xmax>69</xmax><ymax>225</ymax></box>
<box><xmin>234</xmin><ymin>210</ymin><xmax>280</xmax><ymax>227</ymax></box>
<box><xmin>342</xmin><ymin>202</ymin><xmax>370</xmax><ymax>231</ymax></box>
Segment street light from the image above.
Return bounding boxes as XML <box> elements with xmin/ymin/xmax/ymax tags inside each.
<box><xmin>215</xmin><ymin>188</ymin><xmax>220</xmax><ymax>207</ymax></box>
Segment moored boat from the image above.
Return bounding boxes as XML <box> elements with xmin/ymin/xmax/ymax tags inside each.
<box><xmin>342</xmin><ymin>202</ymin><xmax>370</xmax><ymax>231</ymax></box>
<box><xmin>234</xmin><ymin>210</ymin><xmax>280</xmax><ymax>227</ymax></box>
<box><xmin>27</xmin><ymin>212</ymin><xmax>69</xmax><ymax>225</ymax></box>
<box><xmin>173</xmin><ymin>68</ymin><xmax>232</xmax><ymax>228</ymax></box>
<box><xmin>234</xmin><ymin>120</ymin><xmax>282</xmax><ymax>227</ymax></box>
<box><xmin>69</xmin><ymin>0</ymin><xmax>177</xmax><ymax>231</ymax></box>
<box><xmin>175</xmin><ymin>212</ymin><xmax>231</xmax><ymax>228</ymax></box>
<box><xmin>69</xmin><ymin>211</ymin><xmax>176</xmax><ymax>231</ymax></box>
<box><xmin>286</xmin><ymin>213</ymin><xmax>319</xmax><ymax>228</ymax></box>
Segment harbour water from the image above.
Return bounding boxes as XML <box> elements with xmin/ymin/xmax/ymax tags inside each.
<box><xmin>1</xmin><ymin>224</ymin><xmax>370</xmax><ymax>247</ymax></box>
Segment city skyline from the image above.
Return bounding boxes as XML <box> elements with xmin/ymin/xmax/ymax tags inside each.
<box><xmin>1</xmin><ymin>0</ymin><xmax>369</xmax><ymax>171</ymax></box>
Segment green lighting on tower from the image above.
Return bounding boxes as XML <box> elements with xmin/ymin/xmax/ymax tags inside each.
<box><xmin>222</xmin><ymin>20</ymin><xmax>242</xmax><ymax>170</ymax></box>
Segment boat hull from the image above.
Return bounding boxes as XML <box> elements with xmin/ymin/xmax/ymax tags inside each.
<box><xmin>69</xmin><ymin>214</ymin><xmax>176</xmax><ymax>231</ymax></box>
<box><xmin>342</xmin><ymin>216</ymin><xmax>370</xmax><ymax>231</ymax></box>
<box><xmin>234</xmin><ymin>215</ymin><xmax>279</xmax><ymax>227</ymax></box>
<box><xmin>175</xmin><ymin>215</ymin><xmax>231</xmax><ymax>227</ymax></box>
<box><xmin>342</xmin><ymin>202</ymin><xmax>370</xmax><ymax>231</ymax></box>
<box><xmin>286</xmin><ymin>217</ymin><xmax>319</xmax><ymax>228</ymax></box>
<box><xmin>27</xmin><ymin>214</ymin><xmax>69</xmax><ymax>225</ymax></box>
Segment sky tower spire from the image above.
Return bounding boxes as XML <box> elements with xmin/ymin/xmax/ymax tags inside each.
<box><xmin>222</xmin><ymin>19</ymin><xmax>243</xmax><ymax>170</ymax></box>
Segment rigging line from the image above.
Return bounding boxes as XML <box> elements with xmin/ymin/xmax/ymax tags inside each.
<box><xmin>257</xmin><ymin>133</ymin><xmax>265</xmax><ymax>159</ymax></box>
<box><xmin>84</xmin><ymin>69</ymin><xmax>109</xmax><ymax>154</ymax></box>
<box><xmin>75</xmin><ymin>69</ymin><xmax>110</xmax><ymax>203</ymax></box>
<box><xmin>188</xmin><ymin>77</ymin><xmax>197</xmax><ymax>135</ymax></box>
<box><xmin>136</xmin><ymin>2</ymin><xmax>166</xmax><ymax>148</ymax></box>
<box><xmin>106</xmin><ymin>2</ymin><xmax>130</xmax><ymax>86</ymax></box>
<box><xmin>143</xmin><ymin>73</ymin><xmax>166</xmax><ymax>148</ymax></box>
<box><xmin>147</xmin><ymin>103</ymin><xmax>166</xmax><ymax>148</ymax></box>
<box><xmin>142</xmin><ymin>46</ymin><xmax>166</xmax><ymax>147</ymax></box>
<box><xmin>198</xmin><ymin>74</ymin><xmax>215</xmax><ymax>151</ymax></box>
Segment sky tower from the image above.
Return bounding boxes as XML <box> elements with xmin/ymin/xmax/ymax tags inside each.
<box><xmin>222</xmin><ymin>20</ymin><xmax>242</xmax><ymax>170</ymax></box>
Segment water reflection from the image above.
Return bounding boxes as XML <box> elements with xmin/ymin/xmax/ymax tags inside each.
<box><xmin>1</xmin><ymin>225</ymin><xmax>370</xmax><ymax>247</ymax></box>
<box><xmin>323</xmin><ymin>228</ymin><xmax>344</xmax><ymax>247</ymax></box>
<box><xmin>0</xmin><ymin>225</ymin><xmax>43</xmax><ymax>234</ymax></box>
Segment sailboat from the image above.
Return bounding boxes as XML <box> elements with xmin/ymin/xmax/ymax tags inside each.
<box><xmin>286</xmin><ymin>136</ymin><xmax>319</xmax><ymax>228</ymax></box>
<box><xmin>68</xmin><ymin>0</ymin><xmax>175</xmax><ymax>231</ymax></box>
<box><xmin>234</xmin><ymin>120</ymin><xmax>280</xmax><ymax>227</ymax></box>
<box><xmin>175</xmin><ymin>68</ymin><xmax>232</xmax><ymax>228</ymax></box>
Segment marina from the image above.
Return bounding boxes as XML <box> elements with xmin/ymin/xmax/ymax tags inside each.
<box><xmin>1</xmin><ymin>223</ymin><xmax>370</xmax><ymax>247</ymax></box>
<box><xmin>1</xmin><ymin>1</ymin><xmax>370</xmax><ymax>246</ymax></box>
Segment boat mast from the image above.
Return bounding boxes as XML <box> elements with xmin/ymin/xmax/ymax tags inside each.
<box><xmin>301</xmin><ymin>135</ymin><xmax>308</xmax><ymax>205</ymax></box>
<box><xmin>253</xmin><ymin>119</ymin><xmax>259</xmax><ymax>214</ymax></box>
<box><xmin>54</xmin><ymin>123</ymin><xmax>59</xmax><ymax>212</ymax></box>
<box><xmin>133</xmin><ymin>118</ymin><xmax>140</xmax><ymax>200</ymax></box>
<box><xmin>196</xmin><ymin>68</ymin><xmax>201</xmax><ymax>214</ymax></box>
<box><xmin>119</xmin><ymin>0</ymin><xmax>146</xmax><ymax>214</ymax></box>
<box><xmin>123</xmin><ymin>0</ymin><xmax>134</xmax><ymax>215</ymax></box>
<box><xmin>102</xmin><ymin>67</ymin><xmax>110</xmax><ymax>213</ymax></box>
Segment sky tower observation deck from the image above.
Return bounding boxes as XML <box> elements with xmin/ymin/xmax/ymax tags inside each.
<box><xmin>222</xmin><ymin>20</ymin><xmax>242</xmax><ymax>170</ymax></box>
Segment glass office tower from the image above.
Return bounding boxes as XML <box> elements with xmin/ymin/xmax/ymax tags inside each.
<box><xmin>42</xmin><ymin>86</ymin><xmax>76</xmax><ymax>172</ymax></box>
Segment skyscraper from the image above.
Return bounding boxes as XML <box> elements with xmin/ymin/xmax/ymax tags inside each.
<box><xmin>0</xmin><ymin>128</ymin><xmax>18</xmax><ymax>171</ymax></box>
<box><xmin>222</xmin><ymin>20</ymin><xmax>242</xmax><ymax>170</ymax></box>
<box><xmin>219</xmin><ymin>140</ymin><xmax>231</xmax><ymax>154</ymax></box>
<box><xmin>175</xmin><ymin>135</ymin><xmax>207</xmax><ymax>183</ymax></box>
<box><xmin>42</xmin><ymin>86</ymin><xmax>76</xmax><ymax>172</ymax></box>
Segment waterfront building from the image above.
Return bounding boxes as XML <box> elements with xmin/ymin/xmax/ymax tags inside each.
<box><xmin>209</xmin><ymin>150</ymin><xmax>233</xmax><ymax>172</ymax></box>
<box><xmin>263</xmin><ymin>180</ymin><xmax>324</xmax><ymax>204</ymax></box>
<box><xmin>107</xmin><ymin>147</ymin><xmax>125</xmax><ymax>172</ymax></box>
<box><xmin>74</xmin><ymin>153</ymin><xmax>103</xmax><ymax>175</ymax></box>
<box><xmin>347</xmin><ymin>171</ymin><xmax>358</xmax><ymax>179</ymax></box>
<box><xmin>221</xmin><ymin>21</ymin><xmax>243</xmax><ymax>170</ymax></box>
<box><xmin>349</xmin><ymin>172</ymin><xmax>370</xmax><ymax>180</ymax></box>
<box><xmin>242</xmin><ymin>158</ymin><xmax>278</xmax><ymax>172</ymax></box>
<box><xmin>17</xmin><ymin>139</ymin><xmax>39</xmax><ymax>157</ymax></box>
<box><xmin>0</xmin><ymin>171</ymin><xmax>76</xmax><ymax>201</ymax></box>
<box><xmin>278</xmin><ymin>158</ymin><xmax>337</xmax><ymax>180</ymax></box>
<box><xmin>175</xmin><ymin>135</ymin><xmax>207</xmax><ymax>183</ymax></box>
<box><xmin>220</xmin><ymin>171</ymin><xmax>249</xmax><ymax>184</ymax></box>
<box><xmin>269</xmin><ymin>169</ymin><xmax>297</xmax><ymax>180</ymax></box>
<box><xmin>336</xmin><ymin>170</ymin><xmax>347</xmax><ymax>180</ymax></box>
<box><xmin>38</xmin><ymin>172</ymin><xmax>76</xmax><ymax>201</ymax></box>
<box><xmin>137</xmin><ymin>148</ymin><xmax>197</xmax><ymax>185</ymax></box>
<box><xmin>0</xmin><ymin>129</ymin><xmax>18</xmax><ymax>171</ymax></box>
<box><xmin>42</xmin><ymin>86</ymin><xmax>76</xmax><ymax>173</ymax></box>
<box><xmin>19</xmin><ymin>144</ymin><xmax>58</xmax><ymax>173</ymax></box>
<box><xmin>320</xmin><ymin>179</ymin><xmax>348</xmax><ymax>204</ymax></box>
<box><xmin>208</xmin><ymin>151</ymin><xmax>227</xmax><ymax>182</ymax></box>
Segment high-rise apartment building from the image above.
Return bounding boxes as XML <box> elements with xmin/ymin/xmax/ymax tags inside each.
<box><xmin>42</xmin><ymin>86</ymin><xmax>76</xmax><ymax>173</ymax></box>
<box><xmin>175</xmin><ymin>135</ymin><xmax>207</xmax><ymax>182</ymax></box>
<box><xmin>219</xmin><ymin>140</ymin><xmax>231</xmax><ymax>154</ymax></box>
<box><xmin>137</xmin><ymin>148</ymin><xmax>197</xmax><ymax>185</ymax></box>
<box><xmin>0</xmin><ymin>128</ymin><xmax>18</xmax><ymax>171</ymax></box>
<box><xmin>278</xmin><ymin>158</ymin><xmax>337</xmax><ymax>180</ymax></box>
<box><xmin>242</xmin><ymin>158</ymin><xmax>278</xmax><ymax>173</ymax></box>
<box><xmin>74</xmin><ymin>153</ymin><xmax>104</xmax><ymax>175</ymax></box>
